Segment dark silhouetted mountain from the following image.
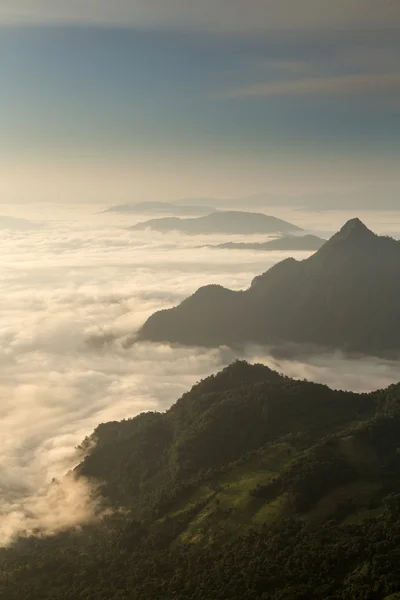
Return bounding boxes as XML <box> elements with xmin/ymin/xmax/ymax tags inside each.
<box><xmin>4</xmin><ymin>360</ymin><xmax>400</xmax><ymax>600</ymax></box>
<box><xmin>138</xmin><ymin>218</ymin><xmax>400</xmax><ymax>356</ymax></box>
<box><xmin>131</xmin><ymin>211</ymin><xmax>302</xmax><ymax>235</ymax></box>
<box><xmin>212</xmin><ymin>234</ymin><xmax>326</xmax><ymax>251</ymax></box>
<box><xmin>103</xmin><ymin>201</ymin><xmax>216</xmax><ymax>216</ymax></box>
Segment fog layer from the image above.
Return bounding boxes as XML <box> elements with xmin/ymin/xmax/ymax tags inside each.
<box><xmin>1</xmin><ymin>204</ymin><xmax>399</xmax><ymax>545</ymax></box>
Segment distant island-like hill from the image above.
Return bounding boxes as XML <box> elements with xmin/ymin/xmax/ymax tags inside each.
<box><xmin>103</xmin><ymin>201</ymin><xmax>216</xmax><ymax>217</ymax></box>
<box><xmin>131</xmin><ymin>211</ymin><xmax>302</xmax><ymax>235</ymax></box>
<box><xmin>138</xmin><ymin>218</ymin><xmax>400</xmax><ymax>357</ymax></box>
<box><xmin>211</xmin><ymin>233</ymin><xmax>326</xmax><ymax>251</ymax></box>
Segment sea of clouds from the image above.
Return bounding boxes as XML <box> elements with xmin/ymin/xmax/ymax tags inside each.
<box><xmin>1</xmin><ymin>203</ymin><xmax>400</xmax><ymax>545</ymax></box>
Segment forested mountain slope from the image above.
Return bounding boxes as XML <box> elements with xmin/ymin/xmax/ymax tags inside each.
<box><xmin>2</xmin><ymin>361</ymin><xmax>400</xmax><ymax>599</ymax></box>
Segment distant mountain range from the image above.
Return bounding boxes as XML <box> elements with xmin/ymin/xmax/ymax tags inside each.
<box><xmin>138</xmin><ymin>218</ymin><xmax>400</xmax><ymax>357</ymax></box>
<box><xmin>211</xmin><ymin>234</ymin><xmax>325</xmax><ymax>251</ymax></box>
<box><xmin>103</xmin><ymin>201</ymin><xmax>216</xmax><ymax>217</ymax></box>
<box><xmin>131</xmin><ymin>211</ymin><xmax>301</xmax><ymax>235</ymax></box>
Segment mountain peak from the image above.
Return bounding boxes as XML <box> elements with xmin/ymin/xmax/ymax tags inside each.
<box><xmin>315</xmin><ymin>218</ymin><xmax>376</xmax><ymax>254</ymax></box>
<box><xmin>338</xmin><ymin>218</ymin><xmax>372</xmax><ymax>237</ymax></box>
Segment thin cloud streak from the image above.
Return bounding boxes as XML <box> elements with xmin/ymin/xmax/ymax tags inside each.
<box><xmin>0</xmin><ymin>0</ymin><xmax>399</xmax><ymax>31</ymax></box>
<box><xmin>223</xmin><ymin>72</ymin><xmax>400</xmax><ymax>98</ymax></box>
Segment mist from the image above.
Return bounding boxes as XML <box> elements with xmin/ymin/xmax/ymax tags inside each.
<box><xmin>1</xmin><ymin>203</ymin><xmax>400</xmax><ymax>546</ymax></box>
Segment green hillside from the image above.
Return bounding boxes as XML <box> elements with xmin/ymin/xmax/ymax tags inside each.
<box><xmin>2</xmin><ymin>361</ymin><xmax>400</xmax><ymax>599</ymax></box>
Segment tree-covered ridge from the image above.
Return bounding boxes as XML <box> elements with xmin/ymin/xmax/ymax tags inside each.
<box><xmin>2</xmin><ymin>360</ymin><xmax>400</xmax><ymax>599</ymax></box>
<box><xmin>138</xmin><ymin>219</ymin><xmax>400</xmax><ymax>357</ymax></box>
<box><xmin>75</xmin><ymin>361</ymin><xmax>375</xmax><ymax>517</ymax></box>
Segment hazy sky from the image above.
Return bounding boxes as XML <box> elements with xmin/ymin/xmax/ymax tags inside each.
<box><xmin>1</xmin><ymin>1</ymin><xmax>399</xmax><ymax>202</ymax></box>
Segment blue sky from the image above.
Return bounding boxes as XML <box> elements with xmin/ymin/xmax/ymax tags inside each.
<box><xmin>1</xmin><ymin>1</ymin><xmax>399</xmax><ymax>202</ymax></box>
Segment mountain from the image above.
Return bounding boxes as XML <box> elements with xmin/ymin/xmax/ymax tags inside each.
<box><xmin>103</xmin><ymin>201</ymin><xmax>216</xmax><ymax>216</ymax></box>
<box><xmin>213</xmin><ymin>234</ymin><xmax>326</xmax><ymax>251</ymax></box>
<box><xmin>3</xmin><ymin>360</ymin><xmax>400</xmax><ymax>599</ymax></box>
<box><xmin>74</xmin><ymin>360</ymin><xmax>378</xmax><ymax>518</ymax></box>
<box><xmin>138</xmin><ymin>219</ymin><xmax>400</xmax><ymax>357</ymax></box>
<box><xmin>131</xmin><ymin>211</ymin><xmax>302</xmax><ymax>235</ymax></box>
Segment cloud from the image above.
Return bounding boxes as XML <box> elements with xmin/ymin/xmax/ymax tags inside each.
<box><xmin>223</xmin><ymin>72</ymin><xmax>400</xmax><ymax>98</ymax></box>
<box><xmin>0</xmin><ymin>215</ymin><xmax>43</xmax><ymax>230</ymax></box>
<box><xmin>1</xmin><ymin>0</ymin><xmax>399</xmax><ymax>32</ymax></box>
<box><xmin>0</xmin><ymin>474</ymin><xmax>101</xmax><ymax>547</ymax></box>
<box><xmin>1</xmin><ymin>203</ymin><xmax>400</xmax><ymax>545</ymax></box>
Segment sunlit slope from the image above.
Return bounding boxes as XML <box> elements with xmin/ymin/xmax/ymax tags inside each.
<box><xmin>76</xmin><ymin>360</ymin><xmax>400</xmax><ymax>542</ymax></box>
<box><xmin>3</xmin><ymin>361</ymin><xmax>400</xmax><ymax>600</ymax></box>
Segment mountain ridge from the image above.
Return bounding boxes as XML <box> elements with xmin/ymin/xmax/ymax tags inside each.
<box><xmin>131</xmin><ymin>210</ymin><xmax>302</xmax><ymax>235</ymax></box>
<box><xmin>138</xmin><ymin>219</ymin><xmax>400</xmax><ymax>356</ymax></box>
<box><xmin>207</xmin><ymin>233</ymin><xmax>326</xmax><ymax>251</ymax></box>
<box><xmin>3</xmin><ymin>360</ymin><xmax>400</xmax><ymax>599</ymax></box>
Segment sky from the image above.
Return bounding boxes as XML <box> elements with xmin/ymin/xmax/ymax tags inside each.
<box><xmin>1</xmin><ymin>1</ymin><xmax>400</xmax><ymax>202</ymax></box>
<box><xmin>1</xmin><ymin>203</ymin><xmax>400</xmax><ymax>544</ymax></box>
